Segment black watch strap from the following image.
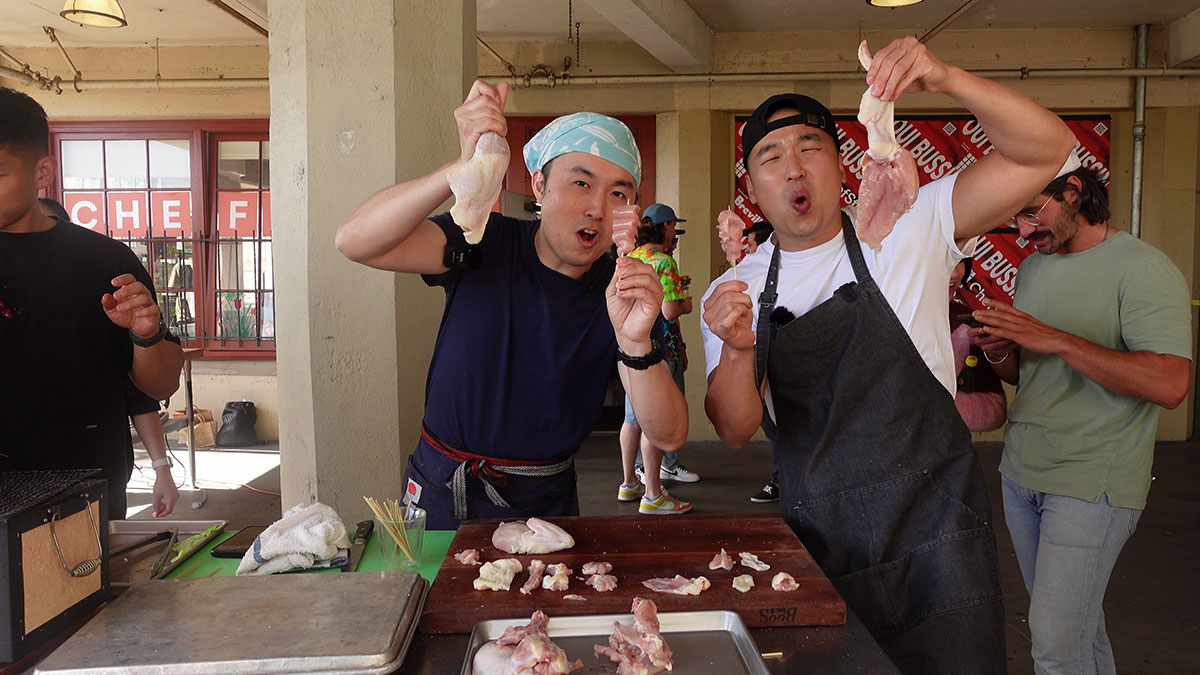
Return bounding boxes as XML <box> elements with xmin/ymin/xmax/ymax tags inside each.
<box><xmin>130</xmin><ymin>319</ymin><xmax>167</xmax><ymax>348</ymax></box>
<box><xmin>617</xmin><ymin>339</ymin><xmax>664</xmax><ymax>370</ymax></box>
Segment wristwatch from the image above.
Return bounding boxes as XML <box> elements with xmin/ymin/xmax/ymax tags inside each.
<box><xmin>150</xmin><ymin>457</ymin><xmax>173</xmax><ymax>469</ymax></box>
<box><xmin>617</xmin><ymin>339</ymin><xmax>664</xmax><ymax>370</ymax></box>
<box><xmin>130</xmin><ymin>319</ymin><xmax>168</xmax><ymax>348</ymax></box>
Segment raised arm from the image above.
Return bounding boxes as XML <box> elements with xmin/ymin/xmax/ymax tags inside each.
<box><xmin>864</xmin><ymin>37</ymin><xmax>1076</xmax><ymax>240</ymax></box>
<box><xmin>701</xmin><ymin>280</ymin><xmax>762</xmax><ymax>448</ymax></box>
<box><xmin>609</xmin><ymin>257</ymin><xmax>688</xmax><ymax>452</ymax></box>
<box><xmin>335</xmin><ymin>80</ymin><xmax>509</xmax><ymax>273</ymax></box>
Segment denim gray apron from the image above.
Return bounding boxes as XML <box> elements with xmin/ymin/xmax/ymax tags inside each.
<box><xmin>757</xmin><ymin>218</ymin><xmax>1005</xmax><ymax>674</ymax></box>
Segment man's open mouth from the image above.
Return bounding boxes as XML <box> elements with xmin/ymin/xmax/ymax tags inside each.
<box><xmin>577</xmin><ymin>228</ymin><xmax>600</xmax><ymax>245</ymax></box>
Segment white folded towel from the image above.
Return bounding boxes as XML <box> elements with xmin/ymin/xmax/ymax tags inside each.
<box><xmin>235</xmin><ymin>502</ymin><xmax>352</xmax><ymax>576</ymax></box>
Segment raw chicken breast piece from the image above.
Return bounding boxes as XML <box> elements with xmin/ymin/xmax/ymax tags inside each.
<box><xmin>586</xmin><ymin>574</ymin><xmax>618</xmax><ymax>592</ymax></box>
<box><xmin>492</xmin><ymin>517</ymin><xmax>575</xmax><ymax>554</ymax></box>
<box><xmin>447</xmin><ymin>131</ymin><xmax>510</xmax><ymax>245</ymax></box>
<box><xmin>709</xmin><ymin>548</ymin><xmax>734</xmax><ymax>570</ymax></box>
<box><xmin>739</xmin><ymin>551</ymin><xmax>771</xmax><ymax>571</ymax></box>
<box><xmin>542</xmin><ymin>563</ymin><xmax>573</xmax><ymax>592</ymax></box>
<box><xmin>581</xmin><ymin>561</ymin><xmax>613</xmax><ymax>575</ymax></box>
<box><xmin>772</xmin><ymin>572</ymin><xmax>800</xmax><ymax>592</ymax></box>
<box><xmin>453</xmin><ymin>548</ymin><xmax>481</xmax><ymax>565</ymax></box>
<box><xmin>473</xmin><ymin>558</ymin><xmax>523</xmax><ymax>591</ymax></box>
<box><xmin>854</xmin><ymin>41</ymin><xmax>919</xmax><ymax>251</ymax></box>
<box><xmin>733</xmin><ymin>574</ymin><xmax>755</xmax><ymax>593</ymax></box>
<box><xmin>641</xmin><ymin>574</ymin><xmax>710</xmax><ymax>596</ymax></box>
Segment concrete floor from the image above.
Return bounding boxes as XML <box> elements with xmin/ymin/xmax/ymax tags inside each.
<box><xmin>130</xmin><ymin>435</ymin><xmax>1200</xmax><ymax>674</ymax></box>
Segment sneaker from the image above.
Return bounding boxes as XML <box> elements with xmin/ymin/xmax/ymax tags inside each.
<box><xmin>639</xmin><ymin>488</ymin><xmax>693</xmax><ymax>515</ymax></box>
<box><xmin>634</xmin><ymin>466</ymin><xmax>645</xmax><ymax>484</ymax></box>
<box><xmin>660</xmin><ymin>464</ymin><xmax>700</xmax><ymax>483</ymax></box>
<box><xmin>750</xmin><ymin>482</ymin><xmax>780</xmax><ymax>504</ymax></box>
<box><xmin>617</xmin><ymin>481</ymin><xmax>645</xmax><ymax>502</ymax></box>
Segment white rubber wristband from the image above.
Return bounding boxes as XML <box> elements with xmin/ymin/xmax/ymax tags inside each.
<box><xmin>151</xmin><ymin>457</ymin><xmax>172</xmax><ymax>469</ymax></box>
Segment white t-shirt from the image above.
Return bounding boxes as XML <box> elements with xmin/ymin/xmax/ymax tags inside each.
<box><xmin>700</xmin><ymin>173</ymin><xmax>971</xmax><ymax>420</ymax></box>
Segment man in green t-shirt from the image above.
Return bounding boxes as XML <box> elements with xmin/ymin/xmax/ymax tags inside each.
<box><xmin>972</xmin><ymin>166</ymin><xmax>1192</xmax><ymax>675</ymax></box>
<box><xmin>617</xmin><ymin>203</ymin><xmax>697</xmax><ymax>514</ymax></box>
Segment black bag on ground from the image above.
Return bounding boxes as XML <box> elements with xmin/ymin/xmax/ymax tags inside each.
<box><xmin>215</xmin><ymin>400</ymin><xmax>260</xmax><ymax>447</ymax></box>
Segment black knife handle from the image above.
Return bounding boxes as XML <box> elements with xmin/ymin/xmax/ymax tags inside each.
<box><xmin>353</xmin><ymin>519</ymin><xmax>374</xmax><ymax>544</ymax></box>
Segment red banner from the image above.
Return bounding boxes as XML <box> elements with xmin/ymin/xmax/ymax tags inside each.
<box><xmin>734</xmin><ymin>117</ymin><xmax>1111</xmax><ymax>308</ymax></box>
<box><xmin>217</xmin><ymin>191</ymin><xmax>260</xmax><ymax>238</ymax></box>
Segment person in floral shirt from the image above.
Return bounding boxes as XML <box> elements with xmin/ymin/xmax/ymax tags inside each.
<box><xmin>617</xmin><ymin>204</ymin><xmax>699</xmax><ymax>515</ymax></box>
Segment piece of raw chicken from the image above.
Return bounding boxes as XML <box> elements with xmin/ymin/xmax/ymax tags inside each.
<box><xmin>771</xmin><ymin>572</ymin><xmax>800</xmax><ymax>592</ymax></box>
<box><xmin>586</xmin><ymin>574</ymin><xmax>618</xmax><ymax>592</ymax></box>
<box><xmin>739</xmin><ymin>551</ymin><xmax>771</xmax><ymax>571</ymax></box>
<box><xmin>454</xmin><ymin>548</ymin><xmax>481</xmax><ymax>565</ymax></box>
<box><xmin>611</xmin><ymin>204</ymin><xmax>640</xmax><ymax>255</ymax></box>
<box><xmin>732</xmin><ymin>574</ymin><xmax>755</xmax><ymax>593</ymax></box>
<box><xmin>520</xmin><ymin>559</ymin><xmax>547</xmax><ymax>595</ymax></box>
<box><xmin>594</xmin><ymin>597</ymin><xmax>673</xmax><ymax>675</ymax></box>
<box><xmin>542</xmin><ymin>563</ymin><xmax>573</xmax><ymax>592</ymax></box>
<box><xmin>708</xmin><ymin>548</ymin><xmax>734</xmax><ymax>571</ymax></box>
<box><xmin>473</xmin><ymin>610</ymin><xmax>583</xmax><ymax>675</ymax></box>
<box><xmin>473</xmin><ymin>558</ymin><xmax>523</xmax><ymax>591</ymax></box>
<box><xmin>642</xmin><ymin>575</ymin><xmax>711</xmax><ymax>596</ymax></box>
<box><xmin>717</xmin><ymin>209</ymin><xmax>747</xmax><ymax>268</ymax></box>
<box><xmin>855</xmin><ymin>40</ymin><xmax>920</xmax><ymax>251</ymax></box>
<box><xmin>582</xmin><ymin>561</ymin><xmax>613</xmax><ymax>575</ymax></box>
<box><xmin>492</xmin><ymin>517</ymin><xmax>575</xmax><ymax>554</ymax></box>
<box><xmin>447</xmin><ymin>131</ymin><xmax>510</xmax><ymax>245</ymax></box>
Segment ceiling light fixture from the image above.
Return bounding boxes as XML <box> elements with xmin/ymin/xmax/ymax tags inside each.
<box><xmin>867</xmin><ymin>0</ymin><xmax>924</xmax><ymax>7</ymax></box>
<box><xmin>60</xmin><ymin>0</ymin><xmax>127</xmax><ymax>28</ymax></box>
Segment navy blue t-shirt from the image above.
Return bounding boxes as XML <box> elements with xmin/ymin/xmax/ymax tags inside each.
<box><xmin>421</xmin><ymin>212</ymin><xmax>618</xmax><ymax>462</ymax></box>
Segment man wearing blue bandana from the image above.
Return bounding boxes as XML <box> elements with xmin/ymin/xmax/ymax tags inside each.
<box><xmin>337</xmin><ymin>80</ymin><xmax>687</xmax><ymax>529</ymax></box>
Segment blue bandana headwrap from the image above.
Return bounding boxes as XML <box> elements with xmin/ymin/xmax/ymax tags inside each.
<box><xmin>523</xmin><ymin>112</ymin><xmax>642</xmax><ymax>188</ymax></box>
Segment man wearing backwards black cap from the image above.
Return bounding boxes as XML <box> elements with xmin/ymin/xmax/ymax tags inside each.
<box><xmin>700</xmin><ymin>37</ymin><xmax>1075</xmax><ymax>674</ymax></box>
<box><xmin>336</xmin><ymin>80</ymin><xmax>686</xmax><ymax>529</ymax></box>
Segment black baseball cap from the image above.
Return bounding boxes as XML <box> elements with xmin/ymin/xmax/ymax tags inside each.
<box><xmin>741</xmin><ymin>93</ymin><xmax>837</xmax><ymax>173</ymax></box>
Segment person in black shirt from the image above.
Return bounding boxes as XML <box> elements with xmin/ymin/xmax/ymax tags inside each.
<box><xmin>0</xmin><ymin>86</ymin><xmax>184</xmax><ymax>520</ymax></box>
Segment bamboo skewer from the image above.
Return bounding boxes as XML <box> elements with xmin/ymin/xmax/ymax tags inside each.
<box><xmin>364</xmin><ymin>496</ymin><xmax>417</xmax><ymax>564</ymax></box>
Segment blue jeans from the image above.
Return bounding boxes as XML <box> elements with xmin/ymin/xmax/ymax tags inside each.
<box><xmin>1001</xmin><ymin>475</ymin><xmax>1141</xmax><ymax>675</ymax></box>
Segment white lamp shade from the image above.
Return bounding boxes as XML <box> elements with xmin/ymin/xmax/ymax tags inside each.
<box><xmin>867</xmin><ymin>0</ymin><xmax>924</xmax><ymax>6</ymax></box>
<box><xmin>61</xmin><ymin>0</ymin><xmax>127</xmax><ymax>28</ymax></box>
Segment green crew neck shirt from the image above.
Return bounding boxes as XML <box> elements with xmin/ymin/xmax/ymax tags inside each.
<box><xmin>1002</xmin><ymin>231</ymin><xmax>1192</xmax><ymax>509</ymax></box>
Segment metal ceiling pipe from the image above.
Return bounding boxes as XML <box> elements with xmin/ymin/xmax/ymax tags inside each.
<box><xmin>919</xmin><ymin>0</ymin><xmax>984</xmax><ymax>44</ymax></box>
<box><xmin>1131</xmin><ymin>24</ymin><xmax>1148</xmax><ymax>239</ymax></box>
<box><xmin>74</xmin><ymin>77</ymin><xmax>269</xmax><ymax>90</ymax></box>
<box><xmin>489</xmin><ymin>65</ymin><xmax>1200</xmax><ymax>88</ymax></box>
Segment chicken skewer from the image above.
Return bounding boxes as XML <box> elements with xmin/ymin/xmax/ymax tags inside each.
<box><xmin>717</xmin><ymin>206</ymin><xmax>745</xmax><ymax>281</ymax></box>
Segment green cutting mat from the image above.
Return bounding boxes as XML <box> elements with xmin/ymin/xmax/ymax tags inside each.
<box><xmin>166</xmin><ymin>528</ymin><xmax>454</xmax><ymax>582</ymax></box>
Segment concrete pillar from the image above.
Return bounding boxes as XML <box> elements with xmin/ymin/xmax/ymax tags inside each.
<box><xmin>657</xmin><ymin>109</ymin><xmax>734</xmax><ymax>443</ymax></box>
<box><xmin>270</xmin><ymin>0</ymin><xmax>475</xmax><ymax>521</ymax></box>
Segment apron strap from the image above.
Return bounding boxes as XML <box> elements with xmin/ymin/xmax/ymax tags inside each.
<box><xmin>840</xmin><ymin>213</ymin><xmax>873</xmax><ymax>284</ymax></box>
<box><xmin>755</xmin><ymin>243</ymin><xmax>782</xmax><ymax>391</ymax></box>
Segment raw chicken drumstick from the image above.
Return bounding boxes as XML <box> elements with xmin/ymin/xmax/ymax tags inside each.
<box><xmin>447</xmin><ymin>131</ymin><xmax>510</xmax><ymax>245</ymax></box>
<box><xmin>855</xmin><ymin>40</ymin><xmax>920</xmax><ymax>251</ymax></box>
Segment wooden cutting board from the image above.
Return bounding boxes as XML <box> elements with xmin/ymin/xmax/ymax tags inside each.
<box><xmin>419</xmin><ymin>513</ymin><xmax>845</xmax><ymax>634</ymax></box>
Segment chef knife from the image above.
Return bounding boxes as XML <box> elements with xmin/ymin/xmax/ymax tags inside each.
<box><xmin>345</xmin><ymin>520</ymin><xmax>373</xmax><ymax>572</ymax></box>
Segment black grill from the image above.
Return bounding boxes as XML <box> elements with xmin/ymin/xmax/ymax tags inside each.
<box><xmin>0</xmin><ymin>469</ymin><xmax>103</xmax><ymax>518</ymax></box>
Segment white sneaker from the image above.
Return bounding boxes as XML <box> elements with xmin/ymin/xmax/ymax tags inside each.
<box><xmin>659</xmin><ymin>464</ymin><xmax>700</xmax><ymax>483</ymax></box>
<box><xmin>634</xmin><ymin>466</ymin><xmax>646</xmax><ymax>485</ymax></box>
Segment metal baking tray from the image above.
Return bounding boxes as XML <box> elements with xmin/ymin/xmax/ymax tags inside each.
<box><xmin>107</xmin><ymin>518</ymin><xmax>227</xmax><ymax>590</ymax></box>
<box><xmin>34</xmin><ymin>570</ymin><xmax>428</xmax><ymax>674</ymax></box>
<box><xmin>461</xmin><ymin>609</ymin><xmax>769</xmax><ymax>675</ymax></box>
